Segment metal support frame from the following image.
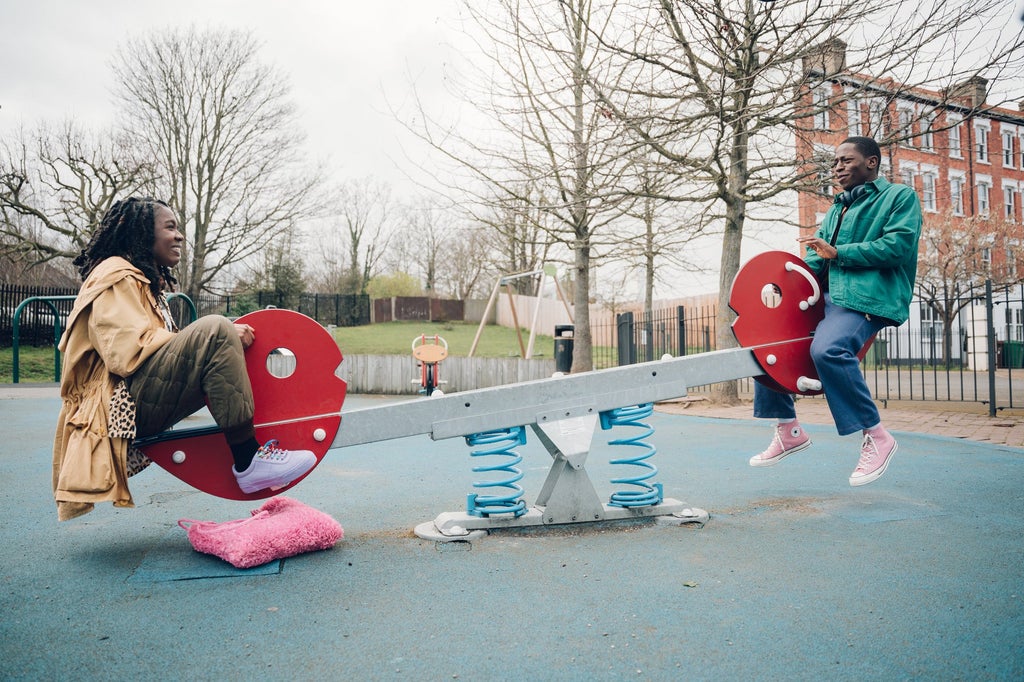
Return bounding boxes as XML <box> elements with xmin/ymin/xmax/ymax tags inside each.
<box><xmin>332</xmin><ymin>346</ymin><xmax>769</xmax><ymax>540</ymax></box>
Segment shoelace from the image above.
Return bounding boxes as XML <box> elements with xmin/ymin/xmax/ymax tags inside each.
<box><xmin>857</xmin><ymin>434</ymin><xmax>878</xmax><ymax>470</ymax></box>
<box><xmin>255</xmin><ymin>440</ymin><xmax>287</xmax><ymax>462</ymax></box>
<box><xmin>758</xmin><ymin>426</ymin><xmax>786</xmax><ymax>459</ymax></box>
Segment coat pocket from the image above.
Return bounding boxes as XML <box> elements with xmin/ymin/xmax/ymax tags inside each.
<box><xmin>58</xmin><ymin>399</ymin><xmax>116</xmax><ymax>494</ymax></box>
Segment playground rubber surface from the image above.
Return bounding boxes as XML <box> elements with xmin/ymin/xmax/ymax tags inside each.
<box><xmin>2</xmin><ymin>388</ymin><xmax>1022</xmax><ymax>680</ymax></box>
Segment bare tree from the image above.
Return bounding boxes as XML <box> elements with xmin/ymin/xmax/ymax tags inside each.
<box><xmin>411</xmin><ymin>0</ymin><xmax>646</xmax><ymax>371</ymax></box>
<box><xmin>318</xmin><ymin>178</ymin><xmax>395</xmax><ymax>295</ymax></box>
<box><xmin>0</xmin><ymin>121</ymin><xmax>155</xmax><ymax>265</ymax></box>
<box><xmin>916</xmin><ymin>210</ymin><xmax>1022</xmax><ymax>363</ymax></box>
<box><xmin>471</xmin><ymin>185</ymin><xmax>556</xmax><ymax>295</ymax></box>
<box><xmin>582</xmin><ymin>0</ymin><xmax>1024</xmax><ymax>401</ymax></box>
<box><xmin>112</xmin><ymin>27</ymin><xmax>324</xmax><ymax>299</ymax></box>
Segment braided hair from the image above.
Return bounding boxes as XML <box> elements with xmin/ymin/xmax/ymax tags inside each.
<box><xmin>73</xmin><ymin>197</ymin><xmax>179</xmax><ymax>298</ymax></box>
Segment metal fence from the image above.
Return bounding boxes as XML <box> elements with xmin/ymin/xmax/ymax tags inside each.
<box><xmin>1</xmin><ymin>285</ymin><xmax>370</xmax><ymax>347</ymax></box>
<box><xmin>594</xmin><ymin>281</ymin><xmax>1024</xmax><ymax>412</ymax></box>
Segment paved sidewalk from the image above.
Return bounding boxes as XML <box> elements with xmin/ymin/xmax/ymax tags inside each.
<box><xmin>657</xmin><ymin>395</ymin><xmax>1024</xmax><ymax>449</ymax></box>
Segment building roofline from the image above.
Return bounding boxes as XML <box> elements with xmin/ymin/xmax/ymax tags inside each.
<box><xmin>806</xmin><ymin>69</ymin><xmax>1024</xmax><ymax>126</ymax></box>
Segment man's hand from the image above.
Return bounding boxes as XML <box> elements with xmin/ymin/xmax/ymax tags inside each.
<box><xmin>798</xmin><ymin>236</ymin><xmax>837</xmax><ymax>260</ymax></box>
<box><xmin>234</xmin><ymin>323</ymin><xmax>255</xmax><ymax>349</ymax></box>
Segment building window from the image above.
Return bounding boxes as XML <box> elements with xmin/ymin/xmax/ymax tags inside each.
<box><xmin>812</xmin><ymin>86</ymin><xmax>830</xmax><ymax>130</ymax></box>
<box><xmin>869</xmin><ymin>100</ymin><xmax>886</xmax><ymax>137</ymax></box>
<box><xmin>981</xmin><ymin>246</ymin><xmax>992</xmax><ymax>272</ymax></box>
<box><xmin>949</xmin><ymin>118</ymin><xmax>962</xmax><ymax>158</ymax></box>
<box><xmin>922</xmin><ymin>173</ymin><xmax>937</xmax><ymax>211</ymax></box>
<box><xmin>812</xmin><ymin>144</ymin><xmax>833</xmax><ymax>195</ymax></box>
<box><xmin>1008</xmin><ymin>243</ymin><xmax>1019</xmax><ymax>279</ymax></box>
<box><xmin>847</xmin><ymin>99</ymin><xmax>862</xmax><ymax>137</ymax></box>
<box><xmin>950</xmin><ymin>175</ymin><xmax>965</xmax><ymax>215</ymax></box>
<box><xmin>900</xmin><ymin>167</ymin><xmax>916</xmax><ymax>189</ymax></box>
<box><xmin>978</xmin><ymin>180</ymin><xmax>991</xmax><ymax>215</ymax></box>
<box><xmin>920</xmin><ymin>113</ymin><xmax>935</xmax><ymax>152</ymax></box>
<box><xmin>1006</xmin><ymin>185</ymin><xmax>1018</xmax><ymax>222</ymax></box>
<box><xmin>1003</xmin><ymin>131</ymin><xmax>1016</xmax><ymax>167</ymax></box>
<box><xmin>1007</xmin><ymin>307</ymin><xmax>1023</xmax><ymax>342</ymax></box>
<box><xmin>898</xmin><ymin>107</ymin><xmax>915</xmax><ymax>146</ymax></box>
<box><xmin>976</xmin><ymin>123</ymin><xmax>990</xmax><ymax>163</ymax></box>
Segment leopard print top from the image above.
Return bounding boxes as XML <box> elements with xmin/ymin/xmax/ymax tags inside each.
<box><xmin>109</xmin><ymin>293</ymin><xmax>177</xmax><ymax>478</ymax></box>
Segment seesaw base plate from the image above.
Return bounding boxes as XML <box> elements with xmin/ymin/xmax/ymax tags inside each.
<box><xmin>413</xmin><ymin>500</ymin><xmax>709</xmax><ymax>542</ymax></box>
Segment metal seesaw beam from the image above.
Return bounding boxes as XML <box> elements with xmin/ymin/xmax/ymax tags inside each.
<box><xmin>332</xmin><ymin>345</ymin><xmax>764</xmax><ymax>448</ymax></box>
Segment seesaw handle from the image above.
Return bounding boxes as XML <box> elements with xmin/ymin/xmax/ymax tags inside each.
<box><xmin>785</xmin><ymin>261</ymin><xmax>821</xmax><ymax>311</ymax></box>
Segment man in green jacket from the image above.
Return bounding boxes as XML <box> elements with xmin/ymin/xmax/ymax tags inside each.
<box><xmin>749</xmin><ymin>136</ymin><xmax>922</xmax><ymax>486</ymax></box>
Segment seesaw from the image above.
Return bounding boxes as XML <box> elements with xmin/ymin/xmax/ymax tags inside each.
<box><xmin>137</xmin><ymin>251</ymin><xmax>869</xmax><ymax>540</ymax></box>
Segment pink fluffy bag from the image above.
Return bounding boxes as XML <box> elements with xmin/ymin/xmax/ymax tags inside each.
<box><xmin>178</xmin><ymin>497</ymin><xmax>343</xmax><ymax>568</ymax></box>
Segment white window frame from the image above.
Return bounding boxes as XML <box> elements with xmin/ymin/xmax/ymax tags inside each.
<box><xmin>846</xmin><ymin>93</ymin><xmax>862</xmax><ymax>137</ymax></box>
<box><xmin>869</xmin><ymin>99</ymin><xmax>886</xmax><ymax>138</ymax></box>
<box><xmin>920</xmin><ymin>112</ymin><xmax>935</xmax><ymax>152</ymax></box>
<box><xmin>948</xmin><ymin>114</ymin><xmax>962</xmax><ymax>158</ymax></box>
<box><xmin>977</xmin><ymin>174</ymin><xmax>992</xmax><ymax>216</ymax></box>
<box><xmin>1002</xmin><ymin>125</ymin><xmax>1017</xmax><ymax>168</ymax></box>
<box><xmin>897</xmin><ymin>105</ymin><xmax>915</xmax><ymax>147</ymax></box>
<box><xmin>899</xmin><ymin>161</ymin><xmax>917</xmax><ymax>190</ymax></box>
<box><xmin>976</xmin><ymin>121</ymin><xmax>991</xmax><ymax>163</ymax></box>
<box><xmin>1004</xmin><ymin>181</ymin><xmax>1020</xmax><ymax>223</ymax></box>
<box><xmin>920</xmin><ymin>165</ymin><xmax>938</xmax><ymax>212</ymax></box>
<box><xmin>812</xmin><ymin>144</ymin><xmax>834</xmax><ymax>196</ymax></box>
<box><xmin>813</xmin><ymin>85</ymin><xmax>831</xmax><ymax>131</ymax></box>
<box><xmin>949</xmin><ymin>170</ymin><xmax>967</xmax><ymax>216</ymax></box>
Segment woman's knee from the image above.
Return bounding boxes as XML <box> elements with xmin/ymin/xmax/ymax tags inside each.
<box><xmin>183</xmin><ymin>315</ymin><xmax>238</xmax><ymax>345</ymax></box>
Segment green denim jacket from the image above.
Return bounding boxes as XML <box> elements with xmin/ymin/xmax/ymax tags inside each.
<box><xmin>805</xmin><ymin>176</ymin><xmax>922</xmax><ymax>325</ymax></box>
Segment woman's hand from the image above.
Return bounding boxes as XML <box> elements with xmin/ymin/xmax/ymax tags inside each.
<box><xmin>798</xmin><ymin>236</ymin><xmax>838</xmax><ymax>260</ymax></box>
<box><xmin>234</xmin><ymin>323</ymin><xmax>255</xmax><ymax>349</ymax></box>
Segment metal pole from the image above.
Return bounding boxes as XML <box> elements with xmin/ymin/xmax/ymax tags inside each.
<box><xmin>986</xmin><ymin>279</ymin><xmax>997</xmax><ymax>417</ymax></box>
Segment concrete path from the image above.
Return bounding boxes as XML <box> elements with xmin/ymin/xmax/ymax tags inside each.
<box><xmin>2</xmin><ymin>387</ymin><xmax>1022</xmax><ymax>680</ymax></box>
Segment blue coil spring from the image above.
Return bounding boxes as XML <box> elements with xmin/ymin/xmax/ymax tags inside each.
<box><xmin>465</xmin><ymin>426</ymin><xmax>528</xmax><ymax>518</ymax></box>
<box><xmin>600</xmin><ymin>403</ymin><xmax>663</xmax><ymax>508</ymax></box>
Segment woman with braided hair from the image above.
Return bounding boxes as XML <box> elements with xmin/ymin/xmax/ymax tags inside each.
<box><xmin>52</xmin><ymin>197</ymin><xmax>316</xmax><ymax>521</ymax></box>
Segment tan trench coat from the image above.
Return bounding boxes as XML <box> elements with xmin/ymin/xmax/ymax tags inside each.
<box><xmin>52</xmin><ymin>257</ymin><xmax>175</xmax><ymax>521</ymax></box>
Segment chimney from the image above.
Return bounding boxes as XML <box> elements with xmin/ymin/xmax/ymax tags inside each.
<box><xmin>948</xmin><ymin>76</ymin><xmax>988</xmax><ymax>107</ymax></box>
<box><xmin>802</xmin><ymin>38</ymin><xmax>847</xmax><ymax>77</ymax></box>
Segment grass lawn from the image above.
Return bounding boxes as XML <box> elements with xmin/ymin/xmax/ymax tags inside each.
<box><xmin>332</xmin><ymin>320</ymin><xmax>554</xmax><ymax>358</ymax></box>
<box><xmin>1</xmin><ymin>321</ymin><xmax>556</xmax><ymax>383</ymax></box>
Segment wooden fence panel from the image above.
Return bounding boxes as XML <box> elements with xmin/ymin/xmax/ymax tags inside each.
<box><xmin>334</xmin><ymin>355</ymin><xmax>556</xmax><ymax>394</ymax></box>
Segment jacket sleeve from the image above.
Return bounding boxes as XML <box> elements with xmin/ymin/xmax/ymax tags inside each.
<box><xmin>835</xmin><ymin>187</ymin><xmax>922</xmax><ymax>271</ymax></box>
<box><xmin>88</xmin><ymin>275</ymin><xmax>176</xmax><ymax>378</ymax></box>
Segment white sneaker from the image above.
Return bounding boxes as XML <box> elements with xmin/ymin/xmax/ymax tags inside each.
<box><xmin>233</xmin><ymin>439</ymin><xmax>317</xmax><ymax>494</ymax></box>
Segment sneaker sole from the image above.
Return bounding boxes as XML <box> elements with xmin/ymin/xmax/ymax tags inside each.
<box><xmin>849</xmin><ymin>441</ymin><xmax>897</xmax><ymax>486</ymax></box>
<box><xmin>749</xmin><ymin>439</ymin><xmax>811</xmax><ymax>467</ymax></box>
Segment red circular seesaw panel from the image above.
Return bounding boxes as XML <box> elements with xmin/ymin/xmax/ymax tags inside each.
<box><xmin>140</xmin><ymin>309</ymin><xmax>346</xmax><ymax>500</ymax></box>
<box><xmin>730</xmin><ymin>250</ymin><xmax>873</xmax><ymax>396</ymax></box>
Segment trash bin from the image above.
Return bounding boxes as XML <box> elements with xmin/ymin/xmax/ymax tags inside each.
<box><xmin>865</xmin><ymin>338</ymin><xmax>887</xmax><ymax>367</ymax></box>
<box><xmin>554</xmin><ymin>324</ymin><xmax>574</xmax><ymax>373</ymax></box>
<box><xmin>1004</xmin><ymin>341</ymin><xmax>1024</xmax><ymax>368</ymax></box>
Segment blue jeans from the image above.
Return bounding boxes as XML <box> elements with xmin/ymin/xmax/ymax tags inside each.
<box><xmin>753</xmin><ymin>294</ymin><xmax>889</xmax><ymax>436</ymax></box>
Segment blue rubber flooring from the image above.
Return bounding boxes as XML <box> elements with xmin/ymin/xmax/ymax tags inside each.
<box><xmin>2</xmin><ymin>393</ymin><xmax>1022</xmax><ymax>680</ymax></box>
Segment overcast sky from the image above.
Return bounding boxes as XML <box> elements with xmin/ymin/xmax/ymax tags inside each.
<box><xmin>4</xmin><ymin>1</ymin><xmax>1024</xmax><ymax>300</ymax></box>
<box><xmin>0</xmin><ymin>0</ymin><xmax>472</xmax><ymax>194</ymax></box>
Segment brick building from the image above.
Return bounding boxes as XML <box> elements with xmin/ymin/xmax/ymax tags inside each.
<box><xmin>796</xmin><ymin>44</ymin><xmax>1024</xmax><ymax>241</ymax></box>
<box><xmin>794</xmin><ymin>42</ymin><xmax>1024</xmax><ymax>367</ymax></box>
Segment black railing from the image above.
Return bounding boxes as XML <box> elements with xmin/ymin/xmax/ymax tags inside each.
<box><xmin>595</xmin><ymin>281</ymin><xmax>1024</xmax><ymax>412</ymax></box>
